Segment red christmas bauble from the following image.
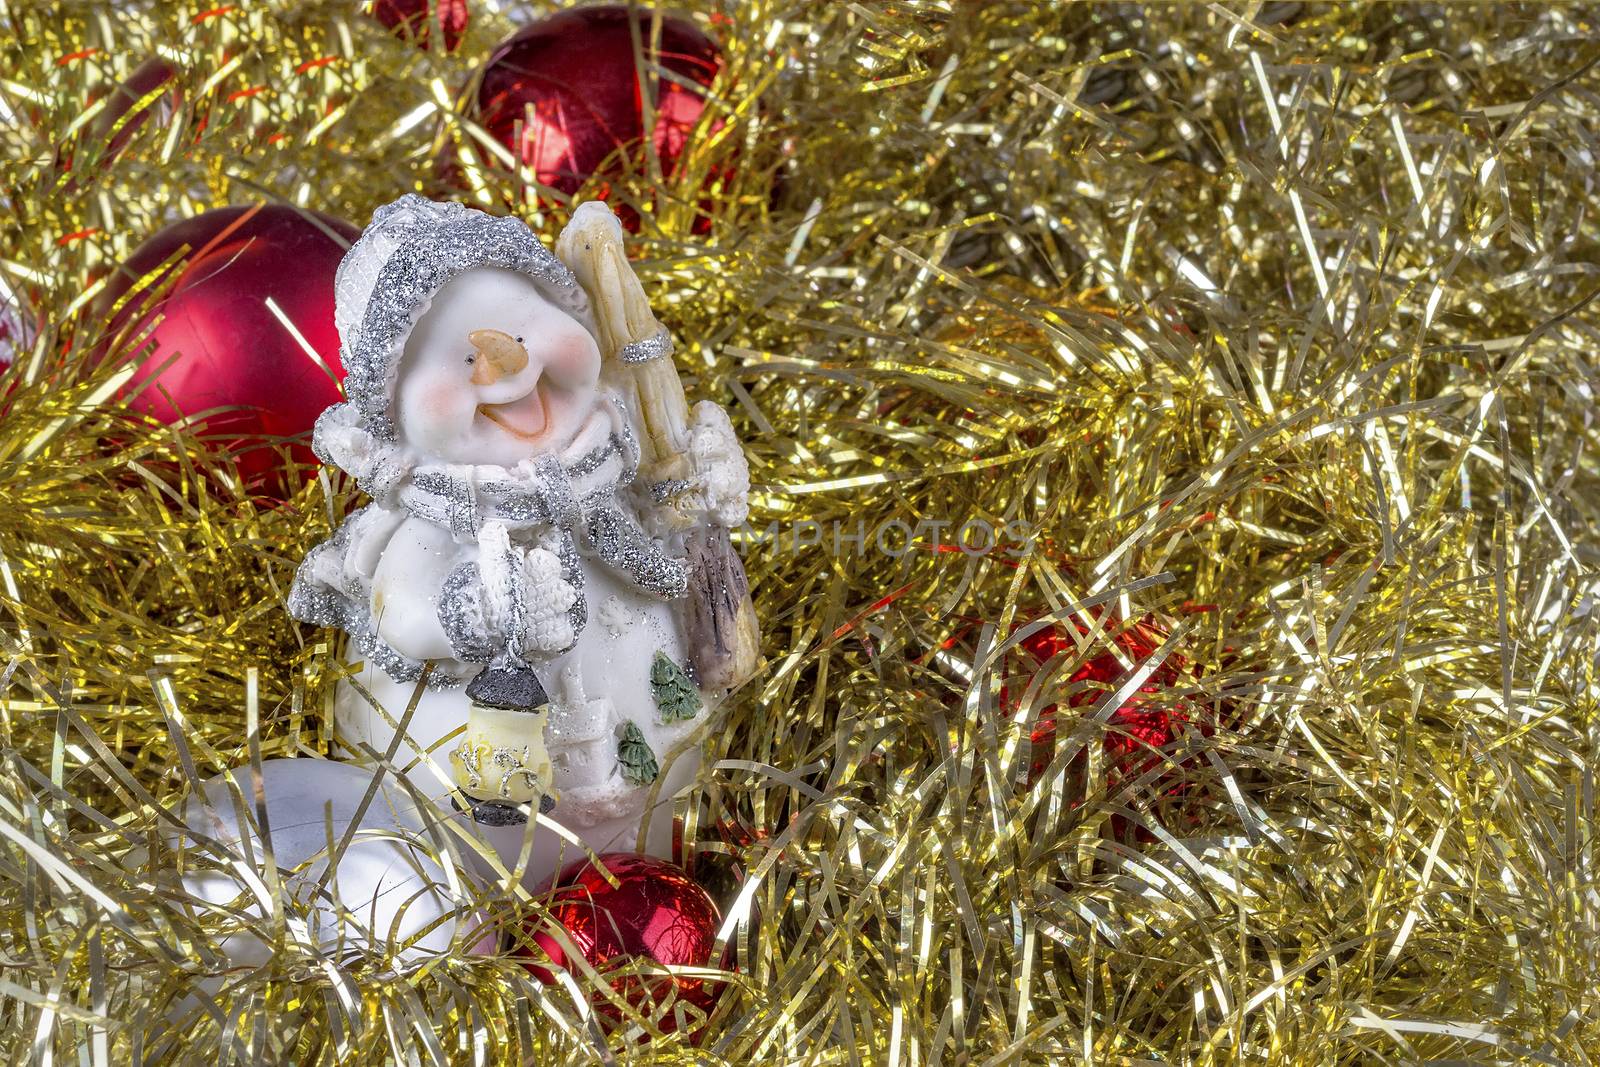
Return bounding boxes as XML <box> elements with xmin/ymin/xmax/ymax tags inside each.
<box><xmin>460</xmin><ymin>6</ymin><xmax>721</xmax><ymax>200</ymax></box>
<box><xmin>0</xmin><ymin>287</ymin><xmax>32</xmax><ymax>373</ymax></box>
<box><xmin>368</xmin><ymin>0</ymin><xmax>469</xmax><ymax>53</ymax></box>
<box><xmin>523</xmin><ymin>853</ymin><xmax>728</xmax><ymax>1029</ymax></box>
<box><xmin>1009</xmin><ymin>615</ymin><xmax>1206</xmax><ymax>794</ymax></box>
<box><xmin>54</xmin><ymin>57</ymin><xmax>182</xmax><ymax>183</ymax></box>
<box><xmin>93</xmin><ymin>57</ymin><xmax>180</xmax><ymax>162</ymax></box>
<box><xmin>101</xmin><ymin>203</ymin><xmax>357</xmax><ymax>493</ymax></box>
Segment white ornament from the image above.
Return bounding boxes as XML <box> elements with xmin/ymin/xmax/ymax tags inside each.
<box><xmin>173</xmin><ymin>759</ymin><xmax>483</xmax><ymax>966</ymax></box>
<box><xmin>288</xmin><ymin>195</ymin><xmax>760</xmax><ymax>888</ymax></box>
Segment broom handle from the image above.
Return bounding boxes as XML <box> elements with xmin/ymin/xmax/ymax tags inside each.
<box><xmin>556</xmin><ymin>203</ymin><xmax>760</xmax><ymax>688</ymax></box>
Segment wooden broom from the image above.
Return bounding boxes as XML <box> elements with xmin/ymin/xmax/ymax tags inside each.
<box><xmin>556</xmin><ymin>203</ymin><xmax>760</xmax><ymax>690</ymax></box>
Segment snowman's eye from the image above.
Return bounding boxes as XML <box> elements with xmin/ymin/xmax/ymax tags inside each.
<box><xmin>465</xmin><ymin>354</ymin><xmax>475</xmax><ymax>364</ymax></box>
<box><xmin>516</xmin><ymin>336</ymin><xmax>523</xmax><ymax>344</ymax></box>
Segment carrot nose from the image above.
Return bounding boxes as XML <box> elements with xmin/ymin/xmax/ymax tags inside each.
<box><xmin>468</xmin><ymin>329</ymin><xmax>529</xmax><ymax>385</ymax></box>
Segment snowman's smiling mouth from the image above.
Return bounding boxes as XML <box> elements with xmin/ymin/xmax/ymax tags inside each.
<box><xmin>477</xmin><ymin>383</ymin><xmax>550</xmax><ymax>442</ymax></box>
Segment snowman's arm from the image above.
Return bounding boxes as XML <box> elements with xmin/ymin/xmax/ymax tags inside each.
<box><xmin>368</xmin><ymin>519</ymin><xmax>460</xmax><ymax>664</ymax></box>
<box><xmin>585</xmin><ymin>504</ymin><xmax>690</xmax><ymax>600</ymax></box>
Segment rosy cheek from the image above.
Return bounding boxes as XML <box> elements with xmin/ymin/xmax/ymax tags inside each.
<box><xmin>401</xmin><ymin>375</ymin><xmax>473</xmax><ymax>440</ymax></box>
<box><xmin>427</xmin><ymin>387</ymin><xmax>465</xmax><ymax>420</ymax></box>
<box><xmin>543</xmin><ymin>332</ymin><xmax>598</xmax><ymax>384</ymax></box>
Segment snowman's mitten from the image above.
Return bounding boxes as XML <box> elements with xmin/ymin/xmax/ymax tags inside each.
<box><xmin>476</xmin><ymin>521</ymin><xmax>522</xmax><ymax>639</ymax></box>
<box><xmin>686</xmin><ymin>401</ymin><xmax>750</xmax><ymax>528</ymax></box>
<box><xmin>437</xmin><ymin>521</ymin><xmax>522</xmax><ymax>662</ymax></box>
<box><xmin>437</xmin><ymin>563</ymin><xmax>497</xmax><ymax>663</ymax></box>
<box><xmin>514</xmin><ymin>545</ymin><xmax>579</xmax><ymax>656</ymax></box>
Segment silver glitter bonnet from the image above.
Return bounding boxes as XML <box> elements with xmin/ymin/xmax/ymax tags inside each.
<box><xmin>330</xmin><ymin>194</ymin><xmax>596</xmax><ymax>444</ymax></box>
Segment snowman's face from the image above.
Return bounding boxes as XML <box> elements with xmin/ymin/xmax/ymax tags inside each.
<box><xmin>394</xmin><ymin>267</ymin><xmax>602</xmax><ymax>467</ymax></box>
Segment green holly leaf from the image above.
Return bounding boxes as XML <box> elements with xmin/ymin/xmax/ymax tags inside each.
<box><xmin>650</xmin><ymin>651</ymin><xmax>703</xmax><ymax>723</ymax></box>
<box><xmin>618</xmin><ymin>720</ymin><xmax>658</xmax><ymax>786</ymax></box>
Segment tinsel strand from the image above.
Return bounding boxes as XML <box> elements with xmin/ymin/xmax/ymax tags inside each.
<box><xmin>1</xmin><ymin>2</ymin><xmax>1598</xmax><ymax>1062</ymax></box>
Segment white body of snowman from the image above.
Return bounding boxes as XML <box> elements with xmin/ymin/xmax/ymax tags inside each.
<box><xmin>288</xmin><ymin>195</ymin><xmax>757</xmax><ymax>887</ymax></box>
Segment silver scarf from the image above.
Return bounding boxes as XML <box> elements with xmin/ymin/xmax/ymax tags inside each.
<box><xmin>287</xmin><ymin>406</ymin><xmax>688</xmax><ymax>686</ymax></box>
<box><xmin>396</xmin><ymin>413</ymin><xmax>689</xmax><ymax>600</ymax></box>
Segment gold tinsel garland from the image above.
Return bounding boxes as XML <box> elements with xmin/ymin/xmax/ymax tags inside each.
<box><xmin>2</xmin><ymin>0</ymin><xmax>1599</xmax><ymax>1062</ymax></box>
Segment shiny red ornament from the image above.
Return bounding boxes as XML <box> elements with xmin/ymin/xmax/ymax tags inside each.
<box><xmin>55</xmin><ymin>57</ymin><xmax>182</xmax><ymax>182</ymax></box>
<box><xmin>0</xmin><ymin>278</ymin><xmax>34</xmax><ymax>373</ymax></box>
<box><xmin>94</xmin><ymin>57</ymin><xmax>180</xmax><ymax>162</ymax></box>
<box><xmin>368</xmin><ymin>0</ymin><xmax>469</xmax><ymax>53</ymax></box>
<box><xmin>523</xmin><ymin>853</ymin><xmax>728</xmax><ymax>1029</ymax></box>
<box><xmin>101</xmin><ymin>203</ymin><xmax>358</xmax><ymax>494</ymax></box>
<box><xmin>460</xmin><ymin>6</ymin><xmax>721</xmax><ymax>204</ymax></box>
<box><xmin>1008</xmin><ymin>615</ymin><xmax>1208</xmax><ymax>796</ymax></box>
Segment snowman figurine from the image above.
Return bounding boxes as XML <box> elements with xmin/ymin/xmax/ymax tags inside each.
<box><xmin>288</xmin><ymin>195</ymin><xmax>758</xmax><ymax>885</ymax></box>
